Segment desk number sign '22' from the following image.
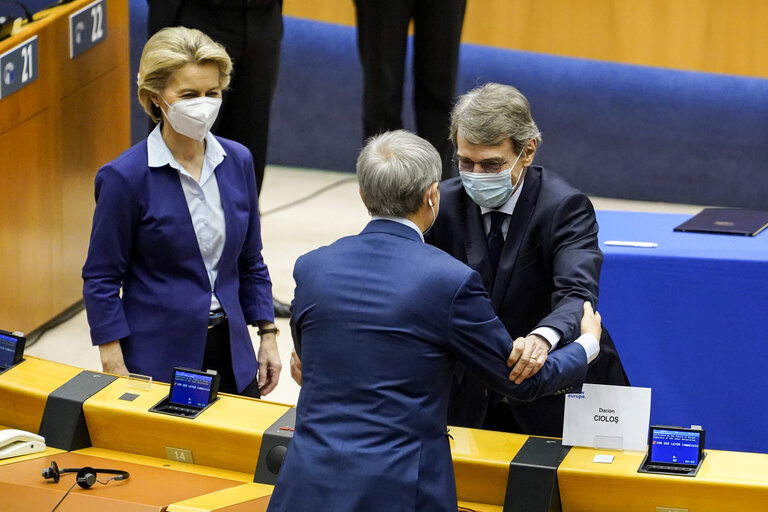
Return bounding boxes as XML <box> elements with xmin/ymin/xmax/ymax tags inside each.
<box><xmin>69</xmin><ymin>0</ymin><xmax>107</xmax><ymax>59</ymax></box>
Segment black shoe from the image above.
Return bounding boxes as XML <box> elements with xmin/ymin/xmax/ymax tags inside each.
<box><xmin>273</xmin><ymin>297</ymin><xmax>291</xmax><ymax>318</ymax></box>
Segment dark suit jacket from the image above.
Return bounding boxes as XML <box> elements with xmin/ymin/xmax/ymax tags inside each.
<box><xmin>82</xmin><ymin>137</ymin><xmax>273</xmax><ymax>391</ymax></box>
<box><xmin>267</xmin><ymin>220</ymin><xmax>588</xmax><ymax>512</ymax></box>
<box><xmin>426</xmin><ymin>166</ymin><xmax>628</xmax><ymax>436</ymax></box>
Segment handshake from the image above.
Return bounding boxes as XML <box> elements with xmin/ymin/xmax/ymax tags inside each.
<box><xmin>290</xmin><ymin>302</ymin><xmax>601</xmax><ymax>388</ymax></box>
<box><xmin>506</xmin><ymin>302</ymin><xmax>601</xmax><ymax>384</ymax></box>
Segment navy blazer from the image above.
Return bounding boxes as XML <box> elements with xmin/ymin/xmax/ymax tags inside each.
<box><xmin>426</xmin><ymin>166</ymin><xmax>628</xmax><ymax>435</ymax></box>
<box><xmin>267</xmin><ymin>220</ymin><xmax>587</xmax><ymax>512</ymax></box>
<box><xmin>82</xmin><ymin>137</ymin><xmax>273</xmax><ymax>391</ymax></box>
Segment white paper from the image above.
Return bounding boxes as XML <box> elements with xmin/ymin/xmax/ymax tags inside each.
<box><xmin>593</xmin><ymin>454</ymin><xmax>615</xmax><ymax>463</ymax></box>
<box><xmin>562</xmin><ymin>383</ymin><xmax>651</xmax><ymax>452</ymax></box>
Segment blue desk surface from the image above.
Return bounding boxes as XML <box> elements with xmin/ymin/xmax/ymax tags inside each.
<box><xmin>596</xmin><ymin>211</ymin><xmax>768</xmax><ymax>454</ymax></box>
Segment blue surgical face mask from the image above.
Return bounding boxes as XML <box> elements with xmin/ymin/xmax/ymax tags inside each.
<box><xmin>459</xmin><ymin>150</ymin><xmax>526</xmax><ymax>208</ymax></box>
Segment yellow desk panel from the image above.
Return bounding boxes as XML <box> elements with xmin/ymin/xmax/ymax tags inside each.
<box><xmin>83</xmin><ymin>377</ymin><xmax>292</xmax><ymax>474</ymax></box>
<box><xmin>0</xmin><ymin>356</ymin><xmax>84</xmax><ymax>432</ymax></box>
<box><xmin>450</xmin><ymin>426</ymin><xmax>528</xmax><ymax>505</ymax></box>
<box><xmin>457</xmin><ymin>502</ymin><xmax>503</xmax><ymax>512</ymax></box>
<box><xmin>167</xmin><ymin>483</ymin><xmax>273</xmax><ymax>512</ymax></box>
<box><xmin>559</xmin><ymin>446</ymin><xmax>768</xmax><ymax>511</ymax></box>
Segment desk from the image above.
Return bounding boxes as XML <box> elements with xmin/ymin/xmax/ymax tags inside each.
<box><xmin>559</xmin><ymin>444</ymin><xmax>768</xmax><ymax>511</ymax></box>
<box><xmin>596</xmin><ymin>210</ymin><xmax>768</xmax><ymax>454</ymax></box>
<box><xmin>0</xmin><ymin>451</ymin><xmax>266</xmax><ymax>512</ymax></box>
<box><xmin>2</xmin><ymin>356</ymin><xmax>768</xmax><ymax>510</ymax></box>
<box><xmin>0</xmin><ymin>0</ymin><xmax>130</xmax><ymax>334</ymax></box>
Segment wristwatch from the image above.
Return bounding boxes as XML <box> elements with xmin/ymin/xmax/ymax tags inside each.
<box><xmin>257</xmin><ymin>326</ymin><xmax>280</xmax><ymax>337</ymax></box>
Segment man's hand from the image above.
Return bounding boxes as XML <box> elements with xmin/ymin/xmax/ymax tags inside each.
<box><xmin>99</xmin><ymin>340</ymin><xmax>129</xmax><ymax>377</ymax></box>
<box><xmin>507</xmin><ymin>334</ymin><xmax>550</xmax><ymax>384</ymax></box>
<box><xmin>257</xmin><ymin>333</ymin><xmax>282</xmax><ymax>396</ymax></box>
<box><xmin>290</xmin><ymin>349</ymin><xmax>302</xmax><ymax>386</ymax></box>
<box><xmin>581</xmin><ymin>301</ymin><xmax>602</xmax><ymax>339</ymax></box>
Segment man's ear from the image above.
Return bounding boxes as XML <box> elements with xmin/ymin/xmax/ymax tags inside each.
<box><xmin>426</xmin><ymin>182</ymin><xmax>439</xmax><ymax>207</ymax></box>
<box><xmin>522</xmin><ymin>139</ymin><xmax>538</xmax><ymax>166</ymax></box>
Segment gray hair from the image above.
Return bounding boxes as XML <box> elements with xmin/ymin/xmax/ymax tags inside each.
<box><xmin>450</xmin><ymin>83</ymin><xmax>542</xmax><ymax>154</ymax></box>
<box><xmin>357</xmin><ymin>130</ymin><xmax>441</xmax><ymax>217</ymax></box>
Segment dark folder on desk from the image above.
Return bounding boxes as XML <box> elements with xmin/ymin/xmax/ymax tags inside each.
<box><xmin>673</xmin><ymin>208</ymin><xmax>768</xmax><ymax>236</ymax></box>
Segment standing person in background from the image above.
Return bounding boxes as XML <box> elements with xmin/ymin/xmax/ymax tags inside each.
<box><xmin>83</xmin><ymin>27</ymin><xmax>281</xmax><ymax>397</ymax></box>
<box><xmin>426</xmin><ymin>83</ymin><xmax>629</xmax><ymax>437</ymax></box>
<box><xmin>146</xmin><ymin>0</ymin><xmax>290</xmax><ymax>317</ymax></box>
<box><xmin>353</xmin><ymin>0</ymin><xmax>466</xmax><ymax>180</ymax></box>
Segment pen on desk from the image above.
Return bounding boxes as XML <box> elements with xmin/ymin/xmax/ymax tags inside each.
<box><xmin>604</xmin><ymin>241</ymin><xmax>658</xmax><ymax>248</ymax></box>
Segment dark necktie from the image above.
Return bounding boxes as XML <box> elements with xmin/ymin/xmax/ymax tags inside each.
<box><xmin>486</xmin><ymin>211</ymin><xmax>506</xmax><ymax>277</ymax></box>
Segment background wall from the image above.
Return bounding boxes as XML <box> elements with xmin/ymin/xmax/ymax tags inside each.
<box><xmin>111</xmin><ymin>0</ymin><xmax>768</xmax><ymax>209</ymax></box>
<box><xmin>283</xmin><ymin>0</ymin><xmax>768</xmax><ymax>79</ymax></box>
<box><xmin>265</xmin><ymin>17</ymin><xmax>768</xmax><ymax>208</ymax></box>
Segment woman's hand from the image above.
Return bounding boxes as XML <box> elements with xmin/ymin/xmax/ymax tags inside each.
<box><xmin>99</xmin><ymin>340</ymin><xmax>129</xmax><ymax>377</ymax></box>
<box><xmin>257</xmin><ymin>331</ymin><xmax>282</xmax><ymax>396</ymax></box>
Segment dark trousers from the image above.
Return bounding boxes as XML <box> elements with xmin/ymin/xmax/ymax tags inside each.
<box><xmin>203</xmin><ymin>321</ymin><xmax>260</xmax><ymax>397</ymax></box>
<box><xmin>353</xmin><ymin>0</ymin><xmax>466</xmax><ymax>180</ymax></box>
<box><xmin>147</xmin><ymin>0</ymin><xmax>283</xmax><ymax>196</ymax></box>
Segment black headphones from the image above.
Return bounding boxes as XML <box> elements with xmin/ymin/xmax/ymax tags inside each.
<box><xmin>42</xmin><ymin>461</ymin><xmax>130</xmax><ymax>489</ymax></box>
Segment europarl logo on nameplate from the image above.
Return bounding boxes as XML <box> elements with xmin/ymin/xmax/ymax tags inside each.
<box><xmin>0</xmin><ymin>36</ymin><xmax>37</xmax><ymax>100</ymax></box>
<box><xmin>69</xmin><ymin>0</ymin><xmax>107</xmax><ymax>59</ymax></box>
<box><xmin>562</xmin><ymin>383</ymin><xmax>651</xmax><ymax>452</ymax></box>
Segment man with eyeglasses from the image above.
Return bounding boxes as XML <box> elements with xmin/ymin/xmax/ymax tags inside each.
<box><xmin>425</xmin><ymin>83</ymin><xmax>629</xmax><ymax>437</ymax></box>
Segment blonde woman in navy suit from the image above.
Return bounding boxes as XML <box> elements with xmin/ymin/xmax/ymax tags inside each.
<box><xmin>82</xmin><ymin>27</ymin><xmax>280</xmax><ymax>396</ymax></box>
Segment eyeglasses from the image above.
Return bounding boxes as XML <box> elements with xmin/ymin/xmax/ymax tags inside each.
<box><xmin>452</xmin><ymin>156</ymin><xmax>509</xmax><ymax>174</ymax></box>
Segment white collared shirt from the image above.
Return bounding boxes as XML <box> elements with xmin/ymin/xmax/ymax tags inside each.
<box><xmin>479</xmin><ymin>172</ymin><xmax>526</xmax><ymax>237</ymax></box>
<box><xmin>371</xmin><ymin>214</ymin><xmax>597</xmax><ymax>361</ymax></box>
<box><xmin>372</xmin><ymin>216</ymin><xmax>425</xmax><ymax>242</ymax></box>
<box><xmin>477</xmin><ymin>171</ymin><xmax>562</xmax><ymax>351</ymax></box>
<box><xmin>147</xmin><ymin>124</ymin><xmax>227</xmax><ymax>311</ymax></box>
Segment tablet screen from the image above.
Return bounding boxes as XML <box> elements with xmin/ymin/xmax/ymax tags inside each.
<box><xmin>169</xmin><ymin>370</ymin><xmax>215</xmax><ymax>408</ymax></box>
<box><xmin>0</xmin><ymin>331</ymin><xmax>23</xmax><ymax>370</ymax></box>
<box><xmin>649</xmin><ymin>427</ymin><xmax>703</xmax><ymax>467</ymax></box>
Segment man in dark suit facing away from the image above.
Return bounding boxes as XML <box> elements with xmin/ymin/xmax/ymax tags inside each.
<box><xmin>268</xmin><ymin>130</ymin><xmax>602</xmax><ymax>511</ymax></box>
<box><xmin>426</xmin><ymin>83</ymin><xmax>629</xmax><ymax>437</ymax></box>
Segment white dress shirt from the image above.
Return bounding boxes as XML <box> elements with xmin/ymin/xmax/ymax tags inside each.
<box><xmin>375</xmin><ymin>214</ymin><xmax>599</xmax><ymax>362</ymax></box>
<box><xmin>147</xmin><ymin>124</ymin><xmax>227</xmax><ymax>311</ymax></box>
<box><xmin>477</xmin><ymin>171</ymin><xmax>595</xmax><ymax>358</ymax></box>
<box><xmin>372</xmin><ymin>216</ymin><xmax>425</xmax><ymax>241</ymax></box>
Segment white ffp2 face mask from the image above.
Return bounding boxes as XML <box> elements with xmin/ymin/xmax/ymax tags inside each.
<box><xmin>161</xmin><ymin>96</ymin><xmax>222</xmax><ymax>141</ymax></box>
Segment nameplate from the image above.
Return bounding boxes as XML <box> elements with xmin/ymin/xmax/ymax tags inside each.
<box><xmin>0</xmin><ymin>36</ymin><xmax>37</xmax><ymax>100</ymax></box>
<box><xmin>562</xmin><ymin>383</ymin><xmax>651</xmax><ymax>452</ymax></box>
<box><xmin>69</xmin><ymin>0</ymin><xmax>107</xmax><ymax>59</ymax></box>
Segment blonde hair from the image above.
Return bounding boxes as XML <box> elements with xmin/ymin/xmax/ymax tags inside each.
<box><xmin>137</xmin><ymin>26</ymin><xmax>232</xmax><ymax>123</ymax></box>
